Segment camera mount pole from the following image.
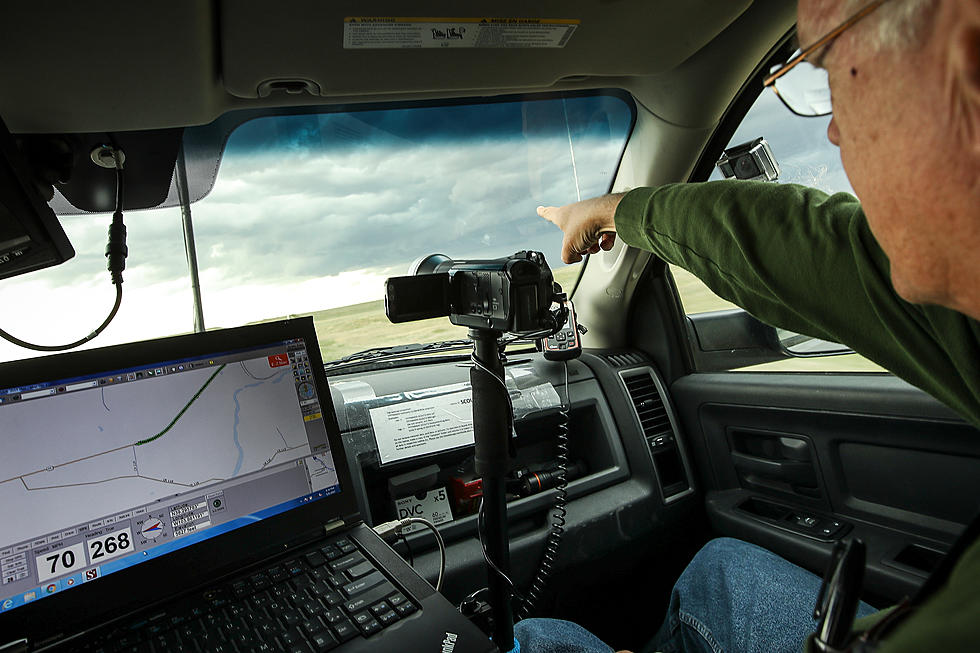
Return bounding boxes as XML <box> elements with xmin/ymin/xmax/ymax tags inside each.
<box><xmin>468</xmin><ymin>327</ymin><xmax>515</xmax><ymax>652</ymax></box>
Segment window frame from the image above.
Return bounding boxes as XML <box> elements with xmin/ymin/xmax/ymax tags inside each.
<box><xmin>671</xmin><ymin>29</ymin><xmax>887</xmax><ymax>375</ymax></box>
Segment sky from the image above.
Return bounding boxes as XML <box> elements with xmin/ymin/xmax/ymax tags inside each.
<box><xmin>0</xmin><ymin>90</ymin><xmax>853</xmax><ymax>364</ymax></box>
<box><xmin>0</xmin><ymin>95</ymin><xmax>632</xmax><ymax>363</ymax></box>
<box><xmin>711</xmin><ymin>90</ymin><xmax>853</xmax><ymax>195</ymax></box>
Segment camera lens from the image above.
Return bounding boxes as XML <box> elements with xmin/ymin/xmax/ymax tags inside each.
<box><xmin>734</xmin><ymin>156</ymin><xmax>761</xmax><ymax>179</ymax></box>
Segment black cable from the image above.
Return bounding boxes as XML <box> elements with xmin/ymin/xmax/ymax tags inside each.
<box><xmin>517</xmin><ymin>359</ymin><xmax>570</xmax><ymax>620</ymax></box>
<box><xmin>0</xmin><ymin>145</ymin><xmax>128</xmax><ymax>352</ymax></box>
<box><xmin>501</xmin><ymin>302</ymin><xmax>568</xmax><ymax>347</ymax></box>
<box><xmin>477</xmin><ymin>497</ymin><xmax>526</xmax><ymax>605</ymax></box>
<box><xmin>105</xmin><ymin>150</ymin><xmax>128</xmax><ymax>286</ymax></box>
<box><xmin>399</xmin><ymin>532</ymin><xmax>414</xmax><ymax>566</ymax></box>
<box><xmin>0</xmin><ymin>284</ymin><xmax>123</xmax><ymax>352</ymax></box>
<box><xmin>469</xmin><ymin>346</ymin><xmax>516</xmax><ymax>437</ymax></box>
<box><xmin>468</xmin><ymin>304</ymin><xmax>571</xmax><ymax>619</ymax></box>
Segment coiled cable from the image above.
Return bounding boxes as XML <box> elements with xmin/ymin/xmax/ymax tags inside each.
<box><xmin>517</xmin><ymin>359</ymin><xmax>570</xmax><ymax>620</ymax></box>
<box><xmin>468</xmin><ymin>318</ymin><xmax>571</xmax><ymax>618</ymax></box>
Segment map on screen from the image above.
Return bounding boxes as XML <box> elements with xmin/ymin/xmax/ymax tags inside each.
<box><xmin>0</xmin><ymin>355</ymin><xmax>320</xmax><ymax>547</ymax></box>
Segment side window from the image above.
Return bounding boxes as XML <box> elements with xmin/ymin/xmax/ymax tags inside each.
<box><xmin>673</xmin><ymin>90</ymin><xmax>886</xmax><ymax>373</ymax></box>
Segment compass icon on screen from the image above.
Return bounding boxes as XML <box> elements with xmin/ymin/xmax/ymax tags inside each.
<box><xmin>140</xmin><ymin>518</ymin><xmax>165</xmax><ymax>539</ymax></box>
<box><xmin>297</xmin><ymin>381</ymin><xmax>315</xmax><ymax>401</ymax></box>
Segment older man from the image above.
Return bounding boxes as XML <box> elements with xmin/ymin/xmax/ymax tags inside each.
<box><xmin>524</xmin><ymin>0</ymin><xmax>980</xmax><ymax>652</ymax></box>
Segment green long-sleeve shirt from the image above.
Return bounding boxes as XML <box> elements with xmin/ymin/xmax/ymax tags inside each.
<box><xmin>615</xmin><ymin>180</ymin><xmax>980</xmax><ymax>653</ymax></box>
<box><xmin>615</xmin><ymin>180</ymin><xmax>980</xmax><ymax>429</ymax></box>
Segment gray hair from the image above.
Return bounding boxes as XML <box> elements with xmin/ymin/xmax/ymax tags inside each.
<box><xmin>846</xmin><ymin>0</ymin><xmax>937</xmax><ymax>51</ymax></box>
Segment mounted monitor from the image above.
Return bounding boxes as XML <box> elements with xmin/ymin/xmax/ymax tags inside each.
<box><xmin>0</xmin><ymin>116</ymin><xmax>74</xmax><ymax>280</ymax></box>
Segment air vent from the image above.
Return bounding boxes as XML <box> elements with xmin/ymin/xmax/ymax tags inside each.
<box><xmin>623</xmin><ymin>372</ymin><xmax>670</xmax><ymax>439</ymax></box>
<box><xmin>621</xmin><ymin>368</ymin><xmax>691</xmax><ymax>501</ymax></box>
<box><xmin>604</xmin><ymin>351</ymin><xmax>645</xmax><ymax>368</ymax></box>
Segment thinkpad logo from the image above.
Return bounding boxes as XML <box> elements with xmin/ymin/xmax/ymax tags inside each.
<box><xmin>440</xmin><ymin>631</ymin><xmax>458</xmax><ymax>653</ymax></box>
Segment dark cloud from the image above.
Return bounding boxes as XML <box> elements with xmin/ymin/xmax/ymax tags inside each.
<box><xmin>1</xmin><ymin>91</ymin><xmax>854</xmax><ymax>364</ymax></box>
<box><xmin>221</xmin><ymin>94</ymin><xmax>633</xmax><ymax>154</ymax></box>
<box><xmin>190</xmin><ymin>136</ymin><xmax>622</xmax><ymax>288</ymax></box>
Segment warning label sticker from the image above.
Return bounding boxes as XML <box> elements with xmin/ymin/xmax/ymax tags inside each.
<box><xmin>343</xmin><ymin>17</ymin><xmax>579</xmax><ymax>49</ymax></box>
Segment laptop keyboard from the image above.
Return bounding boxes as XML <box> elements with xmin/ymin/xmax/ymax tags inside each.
<box><xmin>78</xmin><ymin>534</ymin><xmax>419</xmax><ymax>652</ymax></box>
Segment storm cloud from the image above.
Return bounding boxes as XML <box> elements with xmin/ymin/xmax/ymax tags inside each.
<box><xmin>0</xmin><ymin>131</ymin><xmax>624</xmax><ymax>362</ymax></box>
<box><xmin>0</xmin><ymin>90</ymin><xmax>853</xmax><ymax>364</ymax></box>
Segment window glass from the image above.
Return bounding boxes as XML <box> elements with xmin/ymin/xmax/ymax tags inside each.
<box><xmin>674</xmin><ymin>89</ymin><xmax>885</xmax><ymax>373</ymax></box>
<box><xmin>0</xmin><ymin>208</ymin><xmax>193</xmax><ymax>363</ymax></box>
<box><xmin>1</xmin><ymin>93</ymin><xmax>631</xmax><ymax>366</ymax></box>
<box><xmin>191</xmin><ymin>94</ymin><xmax>631</xmax><ymax>362</ymax></box>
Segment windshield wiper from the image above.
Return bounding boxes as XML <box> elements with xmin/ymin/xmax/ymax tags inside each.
<box><xmin>323</xmin><ymin>332</ymin><xmax>545</xmax><ymax>374</ymax></box>
<box><xmin>324</xmin><ymin>339</ymin><xmax>473</xmax><ymax>369</ymax></box>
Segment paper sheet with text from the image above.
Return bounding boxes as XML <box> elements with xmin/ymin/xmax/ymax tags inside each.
<box><xmin>370</xmin><ymin>390</ymin><xmax>474</xmax><ymax>465</ymax></box>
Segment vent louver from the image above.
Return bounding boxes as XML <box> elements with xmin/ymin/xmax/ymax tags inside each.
<box><xmin>604</xmin><ymin>352</ymin><xmax>645</xmax><ymax>368</ymax></box>
<box><xmin>621</xmin><ymin>368</ymin><xmax>691</xmax><ymax>501</ymax></box>
<box><xmin>623</xmin><ymin>372</ymin><xmax>671</xmax><ymax>439</ymax></box>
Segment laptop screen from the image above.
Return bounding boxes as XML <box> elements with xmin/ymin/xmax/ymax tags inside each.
<box><xmin>0</xmin><ymin>329</ymin><xmax>341</xmax><ymax>614</ymax></box>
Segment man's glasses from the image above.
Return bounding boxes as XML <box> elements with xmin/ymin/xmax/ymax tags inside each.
<box><xmin>764</xmin><ymin>0</ymin><xmax>888</xmax><ymax>117</ymax></box>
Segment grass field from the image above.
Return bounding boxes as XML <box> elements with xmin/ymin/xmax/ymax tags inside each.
<box><xmin>261</xmin><ymin>265</ymin><xmax>583</xmax><ymax>363</ymax></box>
<box><xmin>265</xmin><ymin>263</ymin><xmax>884</xmax><ymax>373</ymax></box>
<box><xmin>670</xmin><ymin>265</ymin><xmax>885</xmax><ymax>373</ymax></box>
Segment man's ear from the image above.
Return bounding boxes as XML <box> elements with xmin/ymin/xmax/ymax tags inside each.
<box><xmin>952</xmin><ymin>2</ymin><xmax>980</xmax><ymax>147</ymax></box>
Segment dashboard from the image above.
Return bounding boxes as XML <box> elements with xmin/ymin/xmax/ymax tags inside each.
<box><xmin>325</xmin><ymin>349</ymin><xmax>700</xmax><ymax>603</ymax></box>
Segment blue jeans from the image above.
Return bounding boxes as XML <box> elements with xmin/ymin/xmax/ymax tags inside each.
<box><xmin>514</xmin><ymin>538</ymin><xmax>878</xmax><ymax>653</ymax></box>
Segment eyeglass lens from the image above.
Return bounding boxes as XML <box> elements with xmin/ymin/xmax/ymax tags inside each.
<box><xmin>770</xmin><ymin>50</ymin><xmax>833</xmax><ymax>116</ymax></box>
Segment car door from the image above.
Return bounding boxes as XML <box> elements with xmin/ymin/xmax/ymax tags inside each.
<box><xmin>645</xmin><ymin>53</ymin><xmax>980</xmax><ymax>608</ymax></box>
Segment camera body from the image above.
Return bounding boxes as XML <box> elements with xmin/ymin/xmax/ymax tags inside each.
<box><xmin>716</xmin><ymin>137</ymin><xmax>780</xmax><ymax>182</ymax></box>
<box><xmin>385</xmin><ymin>250</ymin><xmax>558</xmax><ymax>334</ymax></box>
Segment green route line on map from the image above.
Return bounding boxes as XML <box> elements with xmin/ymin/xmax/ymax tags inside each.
<box><xmin>0</xmin><ymin>363</ymin><xmax>232</xmax><ymax>487</ymax></box>
<box><xmin>134</xmin><ymin>364</ymin><xmax>226</xmax><ymax>446</ymax></box>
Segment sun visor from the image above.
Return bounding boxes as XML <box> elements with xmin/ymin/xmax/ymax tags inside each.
<box><xmin>219</xmin><ymin>0</ymin><xmax>752</xmax><ymax>99</ymax></box>
<box><xmin>0</xmin><ymin>2</ymin><xmax>217</xmax><ymax>135</ymax></box>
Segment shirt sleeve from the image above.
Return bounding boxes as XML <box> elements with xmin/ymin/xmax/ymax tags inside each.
<box><xmin>614</xmin><ymin>180</ymin><xmax>980</xmax><ymax>428</ymax></box>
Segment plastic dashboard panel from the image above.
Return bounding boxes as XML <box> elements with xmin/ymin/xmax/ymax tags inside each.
<box><xmin>321</xmin><ymin>349</ymin><xmax>704</xmax><ymax>606</ymax></box>
<box><xmin>327</xmin><ymin>356</ymin><xmax>630</xmax><ymax>528</ymax></box>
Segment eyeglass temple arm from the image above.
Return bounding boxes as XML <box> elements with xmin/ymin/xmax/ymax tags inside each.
<box><xmin>763</xmin><ymin>0</ymin><xmax>886</xmax><ymax>87</ymax></box>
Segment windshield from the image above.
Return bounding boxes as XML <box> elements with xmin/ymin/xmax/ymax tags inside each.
<box><xmin>0</xmin><ymin>92</ymin><xmax>634</xmax><ymax>364</ymax></box>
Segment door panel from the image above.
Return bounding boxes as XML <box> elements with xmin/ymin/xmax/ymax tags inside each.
<box><xmin>670</xmin><ymin>372</ymin><xmax>980</xmax><ymax>604</ymax></box>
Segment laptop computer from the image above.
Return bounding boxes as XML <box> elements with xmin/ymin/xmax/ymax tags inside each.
<box><xmin>0</xmin><ymin>317</ymin><xmax>497</xmax><ymax>652</ymax></box>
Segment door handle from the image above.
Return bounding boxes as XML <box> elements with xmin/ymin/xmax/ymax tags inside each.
<box><xmin>731</xmin><ymin>452</ymin><xmax>817</xmax><ymax>486</ymax></box>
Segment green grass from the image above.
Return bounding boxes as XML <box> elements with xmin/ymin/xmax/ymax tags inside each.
<box><xmin>258</xmin><ymin>264</ymin><xmax>585</xmax><ymax>363</ymax></box>
<box><xmin>256</xmin><ymin>262</ymin><xmax>884</xmax><ymax>373</ymax></box>
<box><xmin>669</xmin><ymin>265</ymin><xmax>886</xmax><ymax>373</ymax></box>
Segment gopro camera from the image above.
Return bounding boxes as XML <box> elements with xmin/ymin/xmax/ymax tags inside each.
<box><xmin>716</xmin><ymin>137</ymin><xmax>780</xmax><ymax>182</ymax></box>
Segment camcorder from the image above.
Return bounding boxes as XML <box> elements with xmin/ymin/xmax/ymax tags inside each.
<box><xmin>384</xmin><ymin>250</ymin><xmax>562</xmax><ymax>335</ymax></box>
